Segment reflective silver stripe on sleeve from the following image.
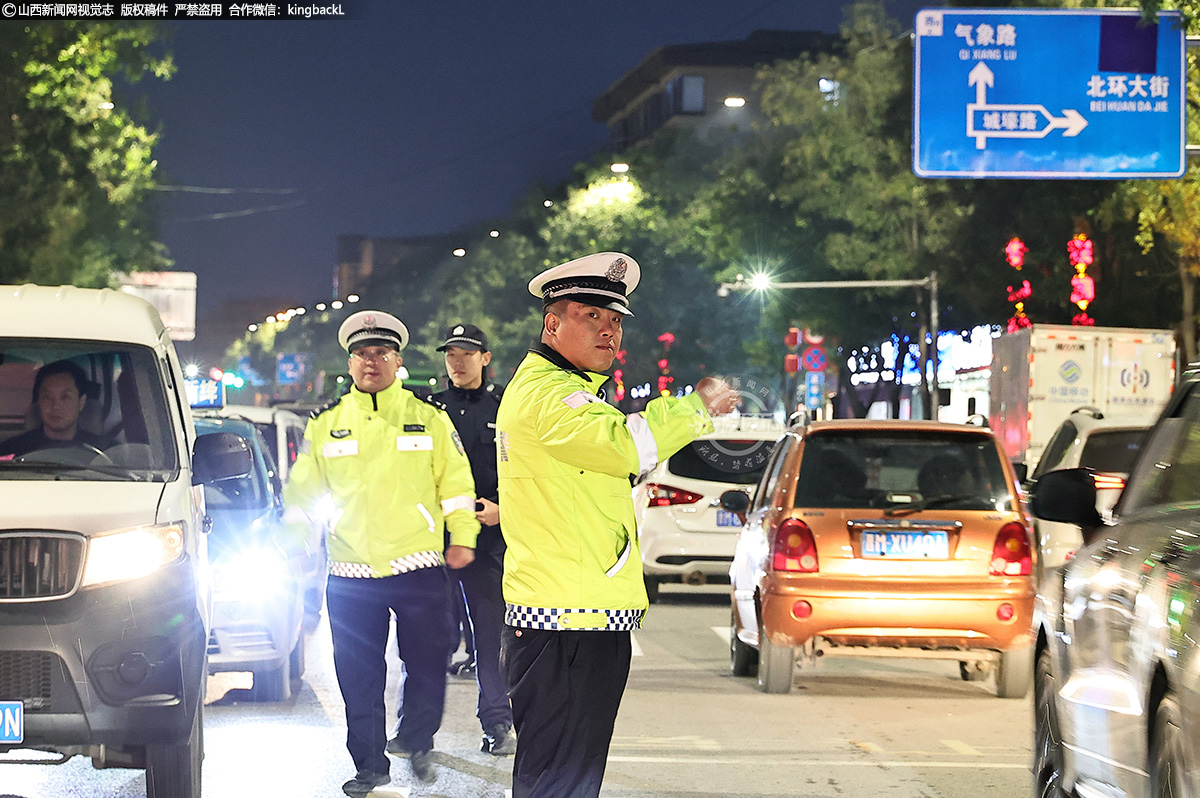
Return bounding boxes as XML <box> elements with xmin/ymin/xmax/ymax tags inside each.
<box><xmin>626</xmin><ymin>412</ymin><xmax>659</xmax><ymax>476</ymax></box>
<box><xmin>441</xmin><ymin>494</ymin><xmax>475</xmax><ymax>515</ymax></box>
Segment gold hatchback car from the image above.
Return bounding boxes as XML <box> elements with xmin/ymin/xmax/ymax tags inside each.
<box><xmin>722</xmin><ymin>419</ymin><xmax>1036</xmax><ymax>696</ymax></box>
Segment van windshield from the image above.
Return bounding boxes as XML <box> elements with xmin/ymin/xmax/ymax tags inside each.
<box><xmin>0</xmin><ymin>341</ymin><xmax>180</xmax><ymax>481</ymax></box>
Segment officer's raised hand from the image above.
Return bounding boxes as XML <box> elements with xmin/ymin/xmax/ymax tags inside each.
<box><xmin>446</xmin><ymin>544</ymin><xmax>475</xmax><ymax>569</ymax></box>
<box><xmin>696</xmin><ymin>376</ymin><xmax>738</xmax><ymax>416</ymax></box>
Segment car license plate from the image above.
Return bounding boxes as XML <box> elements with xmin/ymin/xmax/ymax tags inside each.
<box><xmin>861</xmin><ymin>530</ymin><xmax>950</xmax><ymax>559</ymax></box>
<box><xmin>0</xmin><ymin>701</ymin><xmax>23</xmax><ymax>744</ymax></box>
<box><xmin>716</xmin><ymin>510</ymin><xmax>742</xmax><ymax>528</ymax></box>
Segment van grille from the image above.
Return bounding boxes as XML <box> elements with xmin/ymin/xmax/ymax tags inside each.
<box><xmin>0</xmin><ymin>651</ymin><xmax>54</xmax><ymax>709</ymax></box>
<box><xmin>0</xmin><ymin>533</ymin><xmax>85</xmax><ymax>601</ymax></box>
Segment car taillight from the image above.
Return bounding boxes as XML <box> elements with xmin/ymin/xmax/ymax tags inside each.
<box><xmin>645</xmin><ymin>483</ymin><xmax>703</xmax><ymax>507</ymax></box>
<box><xmin>772</xmin><ymin>518</ymin><xmax>819</xmax><ymax>573</ymax></box>
<box><xmin>1092</xmin><ymin>472</ymin><xmax>1126</xmax><ymax>491</ymax></box>
<box><xmin>990</xmin><ymin>522</ymin><xmax>1032</xmax><ymax>576</ymax></box>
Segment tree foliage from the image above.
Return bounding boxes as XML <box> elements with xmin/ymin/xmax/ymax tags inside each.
<box><xmin>0</xmin><ymin>22</ymin><xmax>172</xmax><ymax>286</ymax></box>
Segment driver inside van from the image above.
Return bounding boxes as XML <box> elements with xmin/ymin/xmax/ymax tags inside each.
<box><xmin>0</xmin><ymin>359</ymin><xmax>103</xmax><ymax>460</ymax></box>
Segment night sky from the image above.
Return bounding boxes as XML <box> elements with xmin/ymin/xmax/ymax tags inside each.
<box><xmin>132</xmin><ymin>1</ymin><xmax>929</xmax><ymax>327</ymax></box>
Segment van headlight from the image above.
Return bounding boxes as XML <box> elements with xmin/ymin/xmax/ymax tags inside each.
<box><xmin>213</xmin><ymin>546</ymin><xmax>291</xmax><ymax>603</ymax></box>
<box><xmin>82</xmin><ymin>522</ymin><xmax>186</xmax><ymax>587</ymax></box>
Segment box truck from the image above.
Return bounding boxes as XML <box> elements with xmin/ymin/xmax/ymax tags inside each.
<box><xmin>989</xmin><ymin>324</ymin><xmax>1176</xmax><ymax>473</ymax></box>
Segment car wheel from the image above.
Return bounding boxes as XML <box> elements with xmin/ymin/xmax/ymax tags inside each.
<box><xmin>996</xmin><ymin>646</ymin><xmax>1033</xmax><ymax>699</ymax></box>
<box><xmin>644</xmin><ymin>574</ymin><xmax>660</xmax><ymax>604</ymax></box>
<box><xmin>146</xmin><ymin>700</ymin><xmax>203</xmax><ymax>798</ymax></box>
<box><xmin>1150</xmin><ymin>692</ymin><xmax>1186</xmax><ymax>798</ymax></box>
<box><xmin>730</xmin><ymin>607</ymin><xmax>757</xmax><ymax>677</ymax></box>
<box><xmin>250</xmin><ymin>660</ymin><xmax>292</xmax><ymax>702</ymax></box>
<box><xmin>1033</xmin><ymin>648</ymin><xmax>1067</xmax><ymax>798</ymax></box>
<box><xmin>756</xmin><ymin>617</ymin><xmax>794</xmax><ymax>694</ymax></box>
<box><xmin>289</xmin><ymin>631</ymin><xmax>306</xmax><ymax>683</ymax></box>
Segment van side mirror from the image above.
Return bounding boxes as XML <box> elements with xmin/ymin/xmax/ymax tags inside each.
<box><xmin>192</xmin><ymin>432</ymin><xmax>253</xmax><ymax>486</ymax></box>
<box><xmin>719</xmin><ymin>489</ymin><xmax>751</xmax><ymax>514</ymax></box>
<box><xmin>1029</xmin><ymin>468</ymin><xmax>1103</xmax><ymax>539</ymax></box>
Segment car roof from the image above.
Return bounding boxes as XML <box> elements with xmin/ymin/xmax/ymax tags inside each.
<box><xmin>1063</xmin><ymin>406</ymin><xmax>1155</xmax><ymax>433</ymax></box>
<box><xmin>803</xmin><ymin>419</ymin><xmax>997</xmax><ymax>437</ymax></box>
<box><xmin>216</xmin><ymin>404</ymin><xmax>306</xmax><ymax>426</ymax></box>
<box><xmin>702</xmin><ymin>416</ymin><xmax>787</xmax><ymax>441</ymax></box>
<box><xmin>194</xmin><ymin>414</ymin><xmax>261</xmax><ymax>439</ymax></box>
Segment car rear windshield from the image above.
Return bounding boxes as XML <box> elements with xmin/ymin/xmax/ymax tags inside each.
<box><xmin>794</xmin><ymin>430</ymin><xmax>1013</xmax><ymax>511</ymax></box>
<box><xmin>1079</xmin><ymin>428</ymin><xmax>1145</xmax><ymax>473</ymax></box>
<box><xmin>668</xmin><ymin>438</ymin><xmax>776</xmax><ymax>484</ymax></box>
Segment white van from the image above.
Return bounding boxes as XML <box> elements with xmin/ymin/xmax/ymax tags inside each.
<box><xmin>0</xmin><ymin>284</ymin><xmax>250</xmax><ymax>798</ymax></box>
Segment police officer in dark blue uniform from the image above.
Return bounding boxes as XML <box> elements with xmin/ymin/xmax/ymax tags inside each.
<box><xmin>429</xmin><ymin>323</ymin><xmax>516</xmax><ymax>755</ymax></box>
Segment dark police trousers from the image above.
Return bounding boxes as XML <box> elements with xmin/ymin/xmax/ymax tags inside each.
<box><xmin>452</xmin><ymin>544</ymin><xmax>512</xmax><ymax>731</ymax></box>
<box><xmin>327</xmin><ymin>567</ymin><xmax>451</xmax><ymax>775</ymax></box>
<box><xmin>501</xmin><ymin>627</ymin><xmax>632</xmax><ymax>798</ymax></box>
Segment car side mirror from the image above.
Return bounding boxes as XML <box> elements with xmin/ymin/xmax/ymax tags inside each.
<box><xmin>1029</xmin><ymin>468</ymin><xmax>1103</xmax><ymax>540</ymax></box>
<box><xmin>193</xmin><ymin>432</ymin><xmax>253</xmax><ymax>486</ymax></box>
<box><xmin>719</xmin><ymin>489</ymin><xmax>751</xmax><ymax>514</ymax></box>
<box><xmin>1012</xmin><ymin>461</ymin><xmax>1028</xmax><ymax>483</ymax></box>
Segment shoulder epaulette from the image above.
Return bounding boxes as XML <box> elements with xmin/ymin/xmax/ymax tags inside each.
<box><xmin>422</xmin><ymin>393</ymin><xmax>448</xmax><ymax>412</ymax></box>
<box><xmin>311</xmin><ymin>396</ymin><xmax>343</xmax><ymax>419</ymax></box>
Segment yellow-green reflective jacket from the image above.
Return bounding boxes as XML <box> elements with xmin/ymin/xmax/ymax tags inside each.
<box><xmin>283</xmin><ymin>379</ymin><xmax>479</xmax><ymax>578</ymax></box>
<box><xmin>496</xmin><ymin>344</ymin><xmax>713</xmax><ymax>630</ymax></box>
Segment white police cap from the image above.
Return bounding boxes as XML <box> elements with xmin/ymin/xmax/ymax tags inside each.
<box><xmin>528</xmin><ymin>252</ymin><xmax>641</xmax><ymax>316</ymax></box>
<box><xmin>337</xmin><ymin>310</ymin><xmax>409</xmax><ymax>353</ymax></box>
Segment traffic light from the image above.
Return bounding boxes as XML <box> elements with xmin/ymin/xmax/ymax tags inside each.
<box><xmin>784</xmin><ymin>354</ymin><xmax>800</xmax><ymax>374</ymax></box>
<box><xmin>784</xmin><ymin>327</ymin><xmax>800</xmax><ymax>348</ymax></box>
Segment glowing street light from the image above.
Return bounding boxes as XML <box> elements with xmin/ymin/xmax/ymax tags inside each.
<box><xmin>750</xmin><ymin>273</ymin><xmax>772</xmax><ymax>291</ymax></box>
<box><xmin>724</xmin><ymin>96</ymin><xmax>746</xmax><ymax>108</ymax></box>
<box><xmin>453</xmin><ymin>248</ymin><xmax>467</xmax><ymax>257</ymax></box>
<box><xmin>610</xmin><ymin>162</ymin><xmax>630</xmax><ymax>173</ymax></box>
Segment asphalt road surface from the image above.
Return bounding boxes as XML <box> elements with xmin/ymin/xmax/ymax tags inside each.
<box><xmin>0</xmin><ymin>583</ymin><xmax>1031</xmax><ymax>797</ymax></box>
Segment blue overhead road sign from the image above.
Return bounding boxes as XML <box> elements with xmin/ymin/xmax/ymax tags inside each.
<box><xmin>913</xmin><ymin>8</ymin><xmax>1185</xmax><ymax>179</ymax></box>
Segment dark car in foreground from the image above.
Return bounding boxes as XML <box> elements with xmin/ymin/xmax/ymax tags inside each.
<box><xmin>1030</xmin><ymin>373</ymin><xmax>1200</xmax><ymax>798</ymax></box>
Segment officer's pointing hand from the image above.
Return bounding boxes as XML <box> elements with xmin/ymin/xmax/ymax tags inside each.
<box><xmin>446</xmin><ymin>545</ymin><xmax>475</xmax><ymax>569</ymax></box>
<box><xmin>696</xmin><ymin>377</ymin><xmax>738</xmax><ymax>417</ymax></box>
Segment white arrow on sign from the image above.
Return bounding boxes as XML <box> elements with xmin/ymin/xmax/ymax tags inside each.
<box><xmin>966</xmin><ymin>62</ymin><xmax>1088</xmax><ymax>150</ymax></box>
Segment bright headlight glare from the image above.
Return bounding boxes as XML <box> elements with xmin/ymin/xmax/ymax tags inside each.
<box><xmin>215</xmin><ymin>546</ymin><xmax>290</xmax><ymax>601</ymax></box>
<box><xmin>82</xmin><ymin>522</ymin><xmax>186</xmax><ymax>587</ymax></box>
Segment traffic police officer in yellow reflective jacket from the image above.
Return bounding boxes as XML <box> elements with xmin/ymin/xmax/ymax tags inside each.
<box><xmin>283</xmin><ymin>310</ymin><xmax>479</xmax><ymax>795</ymax></box>
<box><xmin>497</xmin><ymin>252</ymin><xmax>737</xmax><ymax>798</ymax></box>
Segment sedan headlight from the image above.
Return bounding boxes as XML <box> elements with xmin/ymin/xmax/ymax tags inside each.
<box><xmin>82</xmin><ymin>522</ymin><xmax>186</xmax><ymax>587</ymax></box>
<box><xmin>213</xmin><ymin>546</ymin><xmax>291</xmax><ymax>603</ymax></box>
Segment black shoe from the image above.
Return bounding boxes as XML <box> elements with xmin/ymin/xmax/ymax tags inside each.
<box><xmin>410</xmin><ymin>750</ymin><xmax>437</xmax><ymax>784</ymax></box>
<box><xmin>341</xmin><ymin>769</ymin><xmax>389</xmax><ymax>796</ymax></box>
<box><xmin>385</xmin><ymin>736</ymin><xmax>410</xmax><ymax>757</ymax></box>
<box><xmin>481</xmin><ymin>722</ymin><xmax>517</xmax><ymax>756</ymax></box>
<box><xmin>448</xmin><ymin>656</ymin><xmax>476</xmax><ymax>677</ymax></box>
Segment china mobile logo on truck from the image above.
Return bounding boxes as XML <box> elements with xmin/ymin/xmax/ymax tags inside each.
<box><xmin>1059</xmin><ymin>361</ymin><xmax>1082</xmax><ymax>383</ymax></box>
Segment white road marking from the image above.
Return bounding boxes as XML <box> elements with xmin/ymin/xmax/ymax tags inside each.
<box><xmin>711</xmin><ymin>625</ymin><xmax>730</xmax><ymax>642</ymax></box>
<box><xmin>606</xmin><ymin>756</ymin><xmax>1026</xmax><ymax>768</ymax></box>
<box><xmin>942</xmin><ymin>738</ymin><xmax>983</xmax><ymax>756</ymax></box>
<box><xmin>631</xmin><ymin>632</ymin><xmax>643</xmax><ymax>657</ymax></box>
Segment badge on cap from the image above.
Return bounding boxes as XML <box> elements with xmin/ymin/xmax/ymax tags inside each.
<box><xmin>606</xmin><ymin>257</ymin><xmax>627</xmax><ymax>282</ymax></box>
